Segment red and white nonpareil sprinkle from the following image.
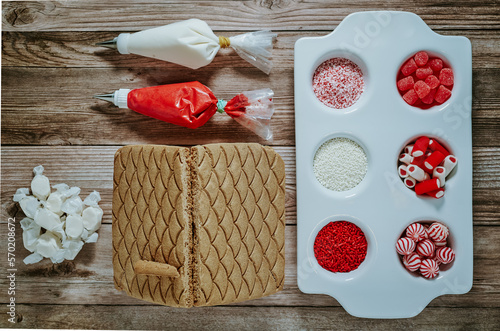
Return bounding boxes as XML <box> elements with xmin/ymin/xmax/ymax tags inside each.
<box><xmin>313</xmin><ymin>58</ymin><xmax>364</xmax><ymax>109</ymax></box>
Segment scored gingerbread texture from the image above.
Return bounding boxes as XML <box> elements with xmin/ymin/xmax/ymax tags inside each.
<box><xmin>112</xmin><ymin>145</ymin><xmax>193</xmax><ymax>307</ymax></box>
<box><xmin>112</xmin><ymin>143</ymin><xmax>285</xmax><ymax>307</ymax></box>
<box><xmin>193</xmin><ymin>143</ymin><xmax>286</xmax><ymax>306</ymax></box>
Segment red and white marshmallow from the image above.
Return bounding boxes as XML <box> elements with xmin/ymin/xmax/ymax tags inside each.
<box><xmin>415</xmin><ymin>178</ymin><xmax>440</xmax><ymax>195</ymax></box>
<box><xmin>399</xmin><ymin>153</ymin><xmax>413</xmax><ymax>165</ymax></box>
<box><xmin>407</xmin><ymin>164</ymin><xmax>426</xmax><ymax>181</ymax></box>
<box><xmin>426</xmin><ymin>188</ymin><xmax>445</xmax><ymax>199</ymax></box>
<box><xmin>442</xmin><ymin>155</ymin><xmax>458</xmax><ymax>176</ymax></box>
<box><xmin>433</xmin><ymin>166</ymin><xmax>446</xmax><ymax>187</ymax></box>
<box><xmin>429</xmin><ymin>139</ymin><xmax>450</xmax><ymax>157</ymax></box>
<box><xmin>404</xmin><ymin>176</ymin><xmax>416</xmax><ymax>189</ymax></box>
<box><xmin>412</xmin><ymin>136</ymin><xmax>430</xmax><ymax>157</ymax></box>
<box><xmin>398</xmin><ymin>136</ymin><xmax>457</xmax><ymax>199</ymax></box>
<box><xmin>424</xmin><ymin>151</ymin><xmax>446</xmax><ymax>171</ymax></box>
<box><xmin>404</xmin><ymin>144</ymin><xmax>414</xmax><ymax>155</ymax></box>
<box><xmin>398</xmin><ymin>165</ymin><xmax>409</xmax><ymax>178</ymax></box>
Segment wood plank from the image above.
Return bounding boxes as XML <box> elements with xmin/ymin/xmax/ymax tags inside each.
<box><xmin>2</xmin><ymin>1</ymin><xmax>500</xmax><ymax>32</ymax></box>
<box><xmin>1</xmin><ymin>146</ymin><xmax>499</xmax><ymax>225</ymax></box>
<box><xmin>1</xmin><ymin>67</ymin><xmax>499</xmax><ymax>147</ymax></box>
<box><xmin>0</xmin><ymin>224</ymin><xmax>499</xmax><ymax>308</ymax></box>
<box><xmin>3</xmin><ymin>305</ymin><xmax>500</xmax><ymax>330</ymax></box>
<box><xmin>2</xmin><ymin>30</ymin><xmax>500</xmax><ymax>69</ymax></box>
<box><xmin>0</xmin><ymin>146</ymin><xmax>297</xmax><ymax>225</ymax></box>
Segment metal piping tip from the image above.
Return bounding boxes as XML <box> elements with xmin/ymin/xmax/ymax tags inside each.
<box><xmin>93</xmin><ymin>93</ymin><xmax>115</xmax><ymax>104</ymax></box>
<box><xmin>95</xmin><ymin>37</ymin><xmax>118</xmax><ymax>49</ymax></box>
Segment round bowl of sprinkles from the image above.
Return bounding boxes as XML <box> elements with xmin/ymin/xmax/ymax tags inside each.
<box><xmin>313</xmin><ymin>137</ymin><xmax>368</xmax><ymax>191</ymax></box>
<box><xmin>312</xmin><ymin>57</ymin><xmax>365</xmax><ymax>109</ymax></box>
<box><xmin>314</xmin><ymin>221</ymin><xmax>368</xmax><ymax>273</ymax></box>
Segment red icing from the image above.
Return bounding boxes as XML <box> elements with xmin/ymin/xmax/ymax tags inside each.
<box><xmin>223</xmin><ymin>94</ymin><xmax>250</xmax><ymax>118</ymax></box>
<box><xmin>127</xmin><ymin>81</ymin><xmax>217</xmax><ymax>129</ymax></box>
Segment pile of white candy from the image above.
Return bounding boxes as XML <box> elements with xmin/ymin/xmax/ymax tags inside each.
<box><xmin>13</xmin><ymin>165</ymin><xmax>103</xmax><ymax>264</ymax></box>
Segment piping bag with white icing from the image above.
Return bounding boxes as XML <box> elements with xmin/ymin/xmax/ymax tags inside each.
<box><xmin>96</xmin><ymin>19</ymin><xmax>277</xmax><ymax>74</ymax></box>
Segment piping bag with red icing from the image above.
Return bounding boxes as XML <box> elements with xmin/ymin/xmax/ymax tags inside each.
<box><xmin>94</xmin><ymin>81</ymin><xmax>274</xmax><ymax>140</ymax></box>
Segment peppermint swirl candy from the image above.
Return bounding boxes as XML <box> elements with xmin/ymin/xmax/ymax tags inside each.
<box><xmin>406</xmin><ymin>223</ymin><xmax>427</xmax><ymax>242</ymax></box>
<box><xmin>436</xmin><ymin>247</ymin><xmax>455</xmax><ymax>264</ymax></box>
<box><xmin>396</xmin><ymin>237</ymin><xmax>416</xmax><ymax>255</ymax></box>
<box><xmin>420</xmin><ymin>259</ymin><xmax>439</xmax><ymax>279</ymax></box>
<box><xmin>416</xmin><ymin>239</ymin><xmax>435</xmax><ymax>257</ymax></box>
<box><xmin>434</xmin><ymin>239</ymin><xmax>447</xmax><ymax>247</ymax></box>
<box><xmin>427</xmin><ymin>222</ymin><xmax>449</xmax><ymax>242</ymax></box>
<box><xmin>403</xmin><ymin>253</ymin><xmax>421</xmax><ymax>272</ymax></box>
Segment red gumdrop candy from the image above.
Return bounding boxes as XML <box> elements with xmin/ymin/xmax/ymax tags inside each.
<box><xmin>414</xmin><ymin>51</ymin><xmax>429</xmax><ymax>67</ymax></box>
<box><xmin>421</xmin><ymin>89</ymin><xmax>437</xmax><ymax>104</ymax></box>
<box><xmin>416</xmin><ymin>67</ymin><xmax>433</xmax><ymax>79</ymax></box>
<box><xmin>439</xmin><ymin>68</ymin><xmax>454</xmax><ymax>86</ymax></box>
<box><xmin>425</xmin><ymin>75</ymin><xmax>440</xmax><ymax>89</ymax></box>
<box><xmin>401</xmin><ymin>58</ymin><xmax>418</xmax><ymax>76</ymax></box>
<box><xmin>429</xmin><ymin>58</ymin><xmax>443</xmax><ymax>72</ymax></box>
<box><xmin>403</xmin><ymin>89</ymin><xmax>419</xmax><ymax>105</ymax></box>
<box><xmin>397</xmin><ymin>76</ymin><xmax>414</xmax><ymax>91</ymax></box>
<box><xmin>414</xmin><ymin>80</ymin><xmax>431</xmax><ymax>99</ymax></box>
<box><xmin>435</xmin><ymin>85</ymin><xmax>452</xmax><ymax>104</ymax></box>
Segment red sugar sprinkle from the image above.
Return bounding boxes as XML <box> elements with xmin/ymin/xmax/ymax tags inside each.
<box><xmin>314</xmin><ymin>221</ymin><xmax>368</xmax><ymax>273</ymax></box>
<box><xmin>313</xmin><ymin>58</ymin><xmax>364</xmax><ymax>109</ymax></box>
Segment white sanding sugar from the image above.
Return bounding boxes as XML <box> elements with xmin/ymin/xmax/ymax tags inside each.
<box><xmin>313</xmin><ymin>137</ymin><xmax>368</xmax><ymax>191</ymax></box>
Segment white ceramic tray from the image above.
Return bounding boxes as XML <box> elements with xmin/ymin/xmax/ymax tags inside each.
<box><xmin>294</xmin><ymin>11</ymin><xmax>472</xmax><ymax>318</ymax></box>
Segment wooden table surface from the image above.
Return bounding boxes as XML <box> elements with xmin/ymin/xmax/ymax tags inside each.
<box><xmin>2</xmin><ymin>1</ymin><xmax>499</xmax><ymax>329</ymax></box>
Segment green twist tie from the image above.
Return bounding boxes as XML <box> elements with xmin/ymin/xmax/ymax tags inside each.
<box><xmin>217</xmin><ymin>99</ymin><xmax>227</xmax><ymax>113</ymax></box>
